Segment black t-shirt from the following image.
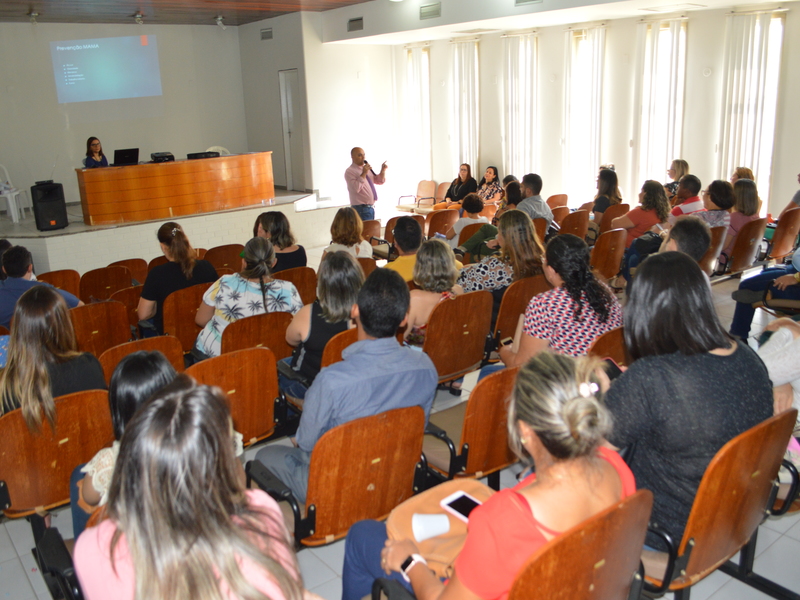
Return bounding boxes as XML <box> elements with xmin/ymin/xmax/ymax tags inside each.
<box><xmin>445</xmin><ymin>178</ymin><xmax>478</xmax><ymax>203</ymax></box>
<box><xmin>273</xmin><ymin>246</ymin><xmax>307</xmax><ymax>274</ymax></box>
<box><xmin>141</xmin><ymin>259</ymin><xmax>218</xmax><ymax>333</ymax></box>
<box><xmin>592</xmin><ymin>195</ymin><xmax>612</xmax><ymax>214</ymax></box>
<box><xmin>605</xmin><ymin>341</ymin><xmax>773</xmax><ymax>549</ymax></box>
<box><xmin>48</xmin><ymin>353</ymin><xmax>107</xmax><ymax>396</ymax></box>
<box><xmin>291</xmin><ymin>300</ymin><xmax>349</xmax><ymax>381</ymax></box>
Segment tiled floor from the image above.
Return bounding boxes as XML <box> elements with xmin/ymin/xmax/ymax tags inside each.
<box><xmin>0</xmin><ymin>247</ymin><xmax>795</xmax><ymax>600</ymax></box>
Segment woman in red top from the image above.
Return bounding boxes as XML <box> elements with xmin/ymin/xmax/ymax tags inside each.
<box><xmin>612</xmin><ymin>180</ymin><xmax>671</xmax><ymax>249</ymax></box>
<box><xmin>341</xmin><ymin>353</ymin><xmax>635</xmax><ymax>600</ymax></box>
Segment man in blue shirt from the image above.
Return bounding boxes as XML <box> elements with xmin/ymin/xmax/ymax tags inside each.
<box><xmin>256</xmin><ymin>268</ymin><xmax>438</xmax><ymax>504</ymax></box>
<box><xmin>0</xmin><ymin>246</ymin><xmax>82</xmax><ymax>329</ymax></box>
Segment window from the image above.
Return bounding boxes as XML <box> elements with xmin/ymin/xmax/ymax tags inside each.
<box><xmin>502</xmin><ymin>33</ymin><xmax>538</xmax><ymax>180</ymax></box>
<box><xmin>451</xmin><ymin>40</ymin><xmax>480</xmax><ymax>170</ymax></box>
<box><xmin>404</xmin><ymin>46</ymin><xmax>432</xmax><ymax>179</ymax></box>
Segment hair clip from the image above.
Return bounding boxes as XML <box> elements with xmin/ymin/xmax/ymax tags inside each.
<box><xmin>578</xmin><ymin>382</ymin><xmax>599</xmax><ymax>398</ymax></box>
<box><xmin>171</xmin><ymin>227</ymin><xmax>178</xmax><ymax>237</ymax></box>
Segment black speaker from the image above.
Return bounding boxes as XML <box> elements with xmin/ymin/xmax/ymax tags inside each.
<box><xmin>30</xmin><ymin>182</ymin><xmax>68</xmax><ymax>231</ymax></box>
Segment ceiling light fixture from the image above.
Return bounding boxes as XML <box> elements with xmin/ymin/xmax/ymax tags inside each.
<box><xmin>134</xmin><ymin>11</ymin><xmax>144</xmax><ymax>25</ymax></box>
<box><xmin>215</xmin><ymin>15</ymin><xmax>226</xmax><ymax>30</ymax></box>
<box><xmin>28</xmin><ymin>11</ymin><xmax>38</xmax><ymax>23</ymax></box>
<box><xmin>389</xmin><ymin>0</ymin><xmax>404</xmax><ymax>3</ymax></box>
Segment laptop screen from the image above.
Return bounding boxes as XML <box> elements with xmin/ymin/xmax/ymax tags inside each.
<box><xmin>112</xmin><ymin>148</ymin><xmax>139</xmax><ymax>166</ymax></box>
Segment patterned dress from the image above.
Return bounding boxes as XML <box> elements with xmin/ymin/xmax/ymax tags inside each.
<box><xmin>457</xmin><ymin>256</ymin><xmax>514</xmax><ymax>292</ymax></box>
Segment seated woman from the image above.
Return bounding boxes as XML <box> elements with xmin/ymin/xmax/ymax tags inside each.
<box><xmin>74</xmin><ymin>375</ymin><xmax>304</xmax><ymax>600</ymax></box>
<box><xmin>138</xmin><ymin>222</ymin><xmax>218</xmax><ymax>335</ymax></box>
<box><xmin>322</xmin><ymin>207</ymin><xmax>373</xmax><ymax>259</ymax></box>
<box><xmin>664</xmin><ymin>159</ymin><xmax>689</xmax><ymax>204</ymax></box>
<box><xmin>84</xmin><ymin>137</ymin><xmax>108</xmax><ymax>168</ymax></box>
<box><xmin>722</xmin><ymin>178</ymin><xmax>760</xmax><ymax>258</ymax></box>
<box><xmin>432</xmin><ymin>164</ymin><xmax>478</xmax><ymax>211</ymax></box>
<box><xmin>253</xmin><ymin>211</ymin><xmax>307</xmax><ymax>273</ymax></box>
<box><xmin>696</xmin><ymin>179</ymin><xmax>734</xmax><ymax>229</ymax></box>
<box><xmin>604</xmin><ymin>251</ymin><xmax>773</xmax><ymax>551</ymax></box>
<box><xmin>280</xmin><ymin>251</ymin><xmax>364</xmax><ymax>400</ymax></box>
<box><xmin>730</xmin><ymin>166</ymin><xmax>755</xmax><ymax>184</ymax></box>
<box><xmin>0</xmin><ymin>286</ymin><xmax>106</xmax><ymax>430</ymax></box>
<box><xmin>341</xmin><ymin>352</ymin><xmax>635</xmax><ymax>600</ymax></box>
<box><xmin>490</xmin><ymin>177</ymin><xmax>520</xmax><ymax>227</ymax></box>
<box><xmin>457</xmin><ymin>209</ymin><xmax>543</xmax><ymax>294</ymax></box>
<box><xmin>194</xmin><ymin>237</ymin><xmax>303</xmax><ymax>359</ymax></box>
<box><xmin>757</xmin><ymin>317</ymin><xmax>800</xmax><ymax>434</ymax></box>
<box><xmin>476</xmin><ymin>166</ymin><xmax>503</xmax><ymax>205</ymax></box>
<box><xmin>444</xmin><ymin>194</ymin><xmax>488</xmax><ymax>249</ymax></box>
<box><xmin>591</xmin><ymin>168</ymin><xmax>623</xmax><ymax>227</ymax></box>
<box><xmin>405</xmin><ymin>239</ymin><xmax>464</xmax><ymax>348</ymax></box>
<box><xmin>72</xmin><ymin>351</ymin><xmax>177</xmax><ymax>538</ymax></box>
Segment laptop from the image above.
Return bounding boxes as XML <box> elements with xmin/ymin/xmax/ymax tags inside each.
<box><xmin>112</xmin><ymin>148</ymin><xmax>139</xmax><ymax>166</ymax></box>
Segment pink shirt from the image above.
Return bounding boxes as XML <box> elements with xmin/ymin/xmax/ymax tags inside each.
<box><xmin>74</xmin><ymin>490</ymin><xmax>296</xmax><ymax>600</ymax></box>
<box><xmin>345</xmin><ymin>162</ymin><xmax>385</xmax><ymax>206</ymax></box>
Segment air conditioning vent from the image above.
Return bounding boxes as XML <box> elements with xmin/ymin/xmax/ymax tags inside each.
<box><xmin>515</xmin><ymin>0</ymin><xmax>543</xmax><ymax>5</ymax></box>
<box><xmin>348</xmin><ymin>17</ymin><xmax>364</xmax><ymax>32</ymax></box>
<box><xmin>260</xmin><ymin>28</ymin><xmax>273</xmax><ymax>40</ymax></box>
<box><xmin>420</xmin><ymin>3</ymin><xmax>441</xmax><ymax>20</ymax></box>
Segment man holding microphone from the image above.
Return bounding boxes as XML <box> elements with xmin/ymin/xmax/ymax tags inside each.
<box><xmin>345</xmin><ymin>147</ymin><xmax>387</xmax><ymax>222</ymax></box>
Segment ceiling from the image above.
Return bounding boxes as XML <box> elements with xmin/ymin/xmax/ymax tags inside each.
<box><xmin>0</xmin><ymin>0</ymin><xmax>373</xmax><ymax>26</ymax></box>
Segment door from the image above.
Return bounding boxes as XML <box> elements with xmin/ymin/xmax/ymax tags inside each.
<box><xmin>279</xmin><ymin>69</ymin><xmax>305</xmax><ymax>192</ymax></box>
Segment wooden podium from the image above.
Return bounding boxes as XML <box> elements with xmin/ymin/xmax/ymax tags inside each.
<box><xmin>75</xmin><ymin>152</ymin><xmax>275</xmax><ymax>226</ymax></box>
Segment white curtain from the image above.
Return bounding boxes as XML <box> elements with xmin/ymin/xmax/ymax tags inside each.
<box><xmin>451</xmin><ymin>40</ymin><xmax>480</xmax><ymax>171</ymax></box>
<box><xmin>632</xmin><ymin>20</ymin><xmax>686</xmax><ymax>193</ymax></box>
<box><xmin>562</xmin><ymin>27</ymin><xmax>605</xmax><ymax>203</ymax></box>
<box><xmin>502</xmin><ymin>33</ymin><xmax>538</xmax><ymax>179</ymax></box>
<box><xmin>719</xmin><ymin>12</ymin><xmax>784</xmax><ymax>206</ymax></box>
<box><xmin>404</xmin><ymin>47</ymin><xmax>432</xmax><ymax>180</ymax></box>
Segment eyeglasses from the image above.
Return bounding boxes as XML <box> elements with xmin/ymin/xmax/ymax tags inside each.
<box><xmin>90</xmin><ymin>142</ymin><xmax>101</xmax><ymax>147</ymax></box>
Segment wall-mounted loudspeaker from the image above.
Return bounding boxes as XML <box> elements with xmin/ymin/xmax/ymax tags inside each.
<box><xmin>30</xmin><ymin>182</ymin><xmax>68</xmax><ymax>231</ymax></box>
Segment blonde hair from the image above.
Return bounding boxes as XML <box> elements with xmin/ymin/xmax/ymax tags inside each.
<box><xmin>413</xmin><ymin>239</ymin><xmax>459</xmax><ymax>293</ymax></box>
<box><xmin>733</xmin><ymin>167</ymin><xmax>755</xmax><ymax>181</ymax></box>
<box><xmin>671</xmin><ymin>159</ymin><xmax>689</xmax><ymax>180</ymax></box>
<box><xmin>497</xmin><ymin>210</ymin><xmax>544</xmax><ymax>281</ymax></box>
<box><xmin>330</xmin><ymin>207</ymin><xmax>363</xmax><ymax>247</ymax></box>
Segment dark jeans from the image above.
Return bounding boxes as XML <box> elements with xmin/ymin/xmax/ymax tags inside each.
<box><xmin>70</xmin><ymin>463</ymin><xmax>91</xmax><ymax>539</ymax></box>
<box><xmin>730</xmin><ymin>266</ymin><xmax>800</xmax><ymax>338</ymax></box>
<box><xmin>277</xmin><ymin>357</ymin><xmax>309</xmax><ymax>400</ymax></box>
<box><xmin>342</xmin><ymin>520</ymin><xmax>413</xmax><ymax>600</ymax></box>
<box><xmin>352</xmin><ymin>204</ymin><xmax>375</xmax><ymax>222</ymax></box>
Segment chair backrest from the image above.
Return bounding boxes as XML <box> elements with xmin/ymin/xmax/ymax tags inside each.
<box><xmin>186</xmin><ymin>347</ymin><xmax>278</xmax><ymax>446</ymax></box>
<box><xmin>148</xmin><ymin>255</ymin><xmax>169</xmax><ymax>272</ymax></box>
<box><xmin>321</xmin><ymin>327</ymin><xmax>359</xmax><ymax>368</ymax></box>
<box><xmin>426</xmin><ymin>209</ymin><xmax>459</xmax><ymax>238</ymax></box>
<box><xmin>591</xmin><ymin>229</ymin><xmax>627</xmax><ymax>281</ymax></box>
<box><xmin>767</xmin><ymin>207</ymin><xmax>800</xmax><ymax>260</ymax></box>
<box><xmin>461</xmin><ymin>366</ymin><xmax>519</xmax><ymax>477</ymax></box>
<box><xmin>196</xmin><ymin>248</ymin><xmax>207</xmax><ymax>259</ymax></box>
<box><xmin>69</xmin><ymin>301</ymin><xmax>131</xmax><ymax>357</ymax></box>
<box><xmin>204</xmin><ymin>244</ymin><xmax>244</xmax><ymax>272</ymax></box>
<box><xmin>435</xmin><ymin>181</ymin><xmax>450</xmax><ymax>203</ymax></box>
<box><xmin>220</xmin><ymin>311</ymin><xmax>294</xmax><ymax>359</ymax></box>
<box><xmin>417</xmin><ymin>180</ymin><xmax>437</xmax><ymax>205</ymax></box>
<box><xmin>579</xmin><ymin>201</ymin><xmax>596</xmax><ymax>212</ymax></box>
<box><xmin>494</xmin><ymin>275</ymin><xmax>552</xmax><ymax>339</ymax></box>
<box><xmin>457</xmin><ymin>222</ymin><xmax>485</xmax><ymax>246</ymax></box>
<box><xmin>551</xmin><ymin>206</ymin><xmax>570</xmax><ymax>226</ymax></box>
<box><xmin>162</xmin><ymin>282</ymin><xmax>212</xmax><ymax>353</ymax></box>
<box><xmin>587</xmin><ymin>326</ymin><xmax>628</xmax><ymax>366</ymax></box>
<box><xmin>109</xmin><ymin>285</ymin><xmax>143</xmax><ymax>331</ymax></box>
<box><xmin>362</xmin><ymin>220</ymin><xmax>381</xmax><ymax>244</ymax></box>
<box><xmin>479</xmin><ymin>204</ymin><xmax>498</xmax><ymax>220</ymax></box>
<box><xmin>411</xmin><ymin>214</ymin><xmax>426</xmax><ymax>231</ymax></box>
<box><xmin>508</xmin><ymin>490</ymin><xmax>653</xmax><ymax>600</ymax></box>
<box><xmin>304</xmin><ymin>406</ymin><xmax>425</xmax><ymax>545</ymax></box>
<box><xmin>672</xmin><ymin>409</ymin><xmax>797</xmax><ymax>587</ymax></box>
<box><xmin>357</xmin><ymin>257</ymin><xmax>378</xmax><ymax>277</ymax></box>
<box><xmin>0</xmin><ymin>389</ymin><xmax>114</xmax><ymax>518</ymax></box>
<box><xmin>98</xmin><ymin>335</ymin><xmax>185</xmax><ymax>384</ymax></box>
<box><xmin>0</xmin><ymin>325</ymin><xmax>8</xmax><ymax>336</ymax></box>
<box><xmin>107</xmin><ymin>258</ymin><xmax>147</xmax><ymax>285</ymax></box>
<box><xmin>560</xmin><ymin>210</ymin><xmax>590</xmax><ymax>240</ymax></box>
<box><xmin>216</xmin><ymin>267</ymin><xmax>236</xmax><ymax>276</ymax></box>
<box><xmin>79</xmin><ymin>266</ymin><xmax>132</xmax><ymax>303</ymax></box>
<box><xmin>384</xmin><ymin>216</ymin><xmax>400</xmax><ymax>245</ymax></box>
<box><xmin>37</xmin><ymin>269</ymin><xmax>80</xmax><ymax>298</ymax></box>
<box><xmin>533</xmin><ymin>218</ymin><xmax>547</xmax><ymax>244</ymax></box>
<box><xmin>546</xmin><ymin>194</ymin><xmax>568</xmax><ymax>209</ymax></box>
<box><xmin>273</xmin><ymin>266</ymin><xmax>316</xmax><ymax>306</ymax></box>
<box><xmin>599</xmin><ymin>203</ymin><xmax>630</xmax><ymax>235</ymax></box>
<box><xmin>698</xmin><ymin>226</ymin><xmax>727</xmax><ymax>276</ymax></box>
<box><xmin>728</xmin><ymin>217</ymin><xmax>768</xmax><ymax>275</ymax></box>
<box><xmin>423</xmin><ymin>290</ymin><xmax>492</xmax><ymax>382</ymax></box>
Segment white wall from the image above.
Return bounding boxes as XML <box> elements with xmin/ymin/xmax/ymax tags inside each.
<box><xmin>0</xmin><ymin>22</ymin><xmax>248</xmax><ymax>205</ymax></box>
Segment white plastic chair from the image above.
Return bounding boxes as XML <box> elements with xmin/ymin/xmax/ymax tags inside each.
<box><xmin>0</xmin><ymin>164</ymin><xmax>29</xmax><ymax>223</ymax></box>
<box><xmin>205</xmin><ymin>146</ymin><xmax>230</xmax><ymax>155</ymax></box>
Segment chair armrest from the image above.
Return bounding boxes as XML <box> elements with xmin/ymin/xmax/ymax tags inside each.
<box><xmin>245</xmin><ymin>460</ymin><xmax>303</xmax><ymax>533</ymax></box>
<box><xmin>642</xmin><ymin>522</ymin><xmax>679</xmax><ymax>595</ymax></box>
<box><xmin>0</xmin><ymin>480</ymin><xmax>9</xmax><ymax>510</ymax></box>
<box><xmin>371</xmin><ymin>236</ymin><xmax>390</xmax><ymax>246</ymax></box>
<box><xmin>772</xmin><ymin>459</ymin><xmax>800</xmax><ymax>516</ymax></box>
<box><xmin>36</xmin><ymin>527</ymin><xmax>74</xmax><ymax>577</ymax></box>
<box><xmin>424</xmin><ymin>423</ymin><xmax>459</xmax><ymax>478</ymax></box>
<box><xmin>276</xmin><ymin>359</ymin><xmax>312</xmax><ymax>388</ymax></box>
<box><xmin>372</xmin><ymin>578</ymin><xmax>417</xmax><ymax>600</ymax></box>
<box><xmin>138</xmin><ymin>319</ymin><xmax>157</xmax><ymax>331</ymax></box>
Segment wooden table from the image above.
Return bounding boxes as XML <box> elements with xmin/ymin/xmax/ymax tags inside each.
<box><xmin>75</xmin><ymin>152</ymin><xmax>274</xmax><ymax>225</ymax></box>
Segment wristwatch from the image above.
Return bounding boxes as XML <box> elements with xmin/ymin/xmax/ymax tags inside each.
<box><xmin>400</xmin><ymin>553</ymin><xmax>428</xmax><ymax>582</ymax></box>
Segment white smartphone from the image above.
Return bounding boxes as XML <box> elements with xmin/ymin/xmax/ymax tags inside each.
<box><xmin>439</xmin><ymin>490</ymin><xmax>482</xmax><ymax>523</ymax></box>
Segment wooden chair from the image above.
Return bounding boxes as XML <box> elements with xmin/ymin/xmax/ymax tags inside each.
<box><xmin>598</xmin><ymin>203</ymin><xmax>630</xmax><ymax>235</ymax></box>
<box><xmin>725</xmin><ymin>217</ymin><xmax>768</xmax><ymax>275</ymax></box>
<box><xmin>321</xmin><ymin>327</ymin><xmax>358</xmax><ymax>368</ymax></box>
<box><xmin>36</xmin><ymin>269</ymin><xmax>80</xmax><ymax>298</ymax></box>
<box><xmin>642</xmin><ymin>409</ymin><xmax>797</xmax><ymax>600</ymax></box>
<box><xmin>425</xmin><ymin>209</ymin><xmax>459</xmax><ymax>239</ymax></box>
<box><xmin>579</xmin><ymin>201</ymin><xmax>596</xmax><ymax>212</ymax></box>
<box><xmin>69</xmin><ymin>300</ymin><xmax>131</xmax><ymax>357</ymax></box>
<box><xmin>216</xmin><ymin>267</ymin><xmax>236</xmax><ymax>276</ymax></box>
<box><xmin>162</xmin><ymin>282</ymin><xmax>212</xmax><ymax>353</ymax></box>
<box><xmin>108</xmin><ymin>258</ymin><xmax>147</xmax><ymax>285</ymax></box>
<box><xmin>423</xmin><ymin>290</ymin><xmax>492</xmax><ymax>383</ymax></box>
<box><xmin>698</xmin><ymin>226</ymin><xmax>727</xmax><ymax>276</ymax></box>
<box><xmin>587</xmin><ymin>326</ymin><xmax>628</xmax><ymax>367</ymax></box>
<box><xmin>457</xmin><ymin>222</ymin><xmax>485</xmax><ymax>247</ymax></box>
<box><xmin>765</xmin><ymin>207</ymin><xmax>800</xmax><ymax>261</ymax></box>
<box><xmin>148</xmin><ymin>255</ymin><xmax>168</xmax><ymax>272</ymax></box>
<box><xmin>423</xmin><ymin>366</ymin><xmax>519</xmax><ymax>490</ymax></box>
<box><xmin>397</xmin><ymin>180</ymin><xmax>437</xmax><ymax>211</ymax></box>
<box><xmin>546</xmin><ymin>193</ymin><xmax>568</xmax><ymax>209</ymax></box>
<box><xmin>109</xmin><ymin>285</ymin><xmax>143</xmax><ymax>336</ymax></box>
<box><xmin>204</xmin><ymin>244</ymin><xmax>244</xmax><ymax>272</ymax></box>
<box><xmin>551</xmin><ymin>206</ymin><xmax>570</xmax><ymax>226</ymax></box>
<box><xmin>362</xmin><ymin>219</ymin><xmax>382</xmax><ymax>244</ymax></box>
<box><xmin>357</xmin><ymin>257</ymin><xmax>378</xmax><ymax>277</ymax></box>
<box><xmin>78</xmin><ymin>265</ymin><xmax>132</xmax><ymax>303</ymax></box>
<box><xmin>560</xmin><ymin>210</ymin><xmax>590</xmax><ymax>240</ymax></box>
<box><xmin>99</xmin><ymin>335</ymin><xmax>184</xmax><ymax>383</ymax></box>
<box><xmin>195</xmin><ymin>248</ymin><xmax>207</xmax><ymax>259</ymax></box>
<box><xmin>493</xmin><ymin>275</ymin><xmax>552</xmax><ymax>343</ymax></box>
<box><xmin>186</xmin><ymin>347</ymin><xmax>280</xmax><ymax>446</ymax></box>
<box><xmin>533</xmin><ymin>218</ymin><xmax>547</xmax><ymax>244</ymax></box>
<box><xmin>274</xmin><ymin>266</ymin><xmax>316</xmax><ymax>305</ymax></box>
<box><xmin>246</xmin><ymin>406</ymin><xmax>425</xmax><ymax>546</ymax></box>
<box><xmin>591</xmin><ymin>229</ymin><xmax>626</xmax><ymax>282</ymax></box>
<box><xmin>479</xmin><ymin>203</ymin><xmax>498</xmax><ymax>221</ymax></box>
<box><xmin>0</xmin><ymin>325</ymin><xmax>8</xmax><ymax>336</ymax></box>
<box><xmin>220</xmin><ymin>311</ymin><xmax>294</xmax><ymax>359</ymax></box>
<box><xmin>434</xmin><ymin>181</ymin><xmax>450</xmax><ymax>204</ymax></box>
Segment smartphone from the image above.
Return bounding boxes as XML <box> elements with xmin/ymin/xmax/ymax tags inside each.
<box><xmin>603</xmin><ymin>357</ymin><xmax>623</xmax><ymax>380</ymax></box>
<box><xmin>440</xmin><ymin>490</ymin><xmax>482</xmax><ymax>523</ymax></box>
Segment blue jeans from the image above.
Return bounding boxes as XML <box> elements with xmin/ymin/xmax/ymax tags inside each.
<box><xmin>478</xmin><ymin>363</ymin><xmax>505</xmax><ymax>382</ymax></box>
<box><xmin>352</xmin><ymin>204</ymin><xmax>375</xmax><ymax>222</ymax></box>
<box><xmin>254</xmin><ymin>444</ymin><xmax>311</xmax><ymax>504</ymax></box>
<box><xmin>277</xmin><ymin>357</ymin><xmax>309</xmax><ymax>400</ymax></box>
<box><xmin>70</xmin><ymin>463</ymin><xmax>91</xmax><ymax>539</ymax></box>
<box><xmin>342</xmin><ymin>520</ymin><xmax>413</xmax><ymax>600</ymax></box>
<box><xmin>730</xmin><ymin>266</ymin><xmax>800</xmax><ymax>338</ymax></box>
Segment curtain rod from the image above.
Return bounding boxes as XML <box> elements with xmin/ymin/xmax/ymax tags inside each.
<box><xmin>501</xmin><ymin>30</ymin><xmax>538</xmax><ymax>38</ymax></box>
<box><xmin>637</xmin><ymin>15</ymin><xmax>689</xmax><ymax>23</ymax></box>
<box><xmin>727</xmin><ymin>6</ymin><xmax>788</xmax><ymax>15</ymax></box>
<box><xmin>449</xmin><ymin>37</ymin><xmax>481</xmax><ymax>44</ymax></box>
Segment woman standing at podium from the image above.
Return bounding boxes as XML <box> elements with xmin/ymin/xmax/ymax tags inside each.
<box><xmin>84</xmin><ymin>137</ymin><xmax>108</xmax><ymax>168</ymax></box>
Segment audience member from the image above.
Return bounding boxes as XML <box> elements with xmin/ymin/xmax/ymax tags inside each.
<box><xmin>612</xmin><ymin>180</ymin><xmax>670</xmax><ymax>248</ymax></box>
<box><xmin>255</xmin><ymin>269</ymin><xmax>437</xmax><ymax>504</ymax></box>
<box><xmin>668</xmin><ymin>174</ymin><xmax>704</xmax><ymax>223</ymax></box>
<box><xmin>757</xmin><ymin>317</ymin><xmax>800</xmax><ymax>429</ymax></box>
<box><xmin>384</xmin><ymin>216</ymin><xmax>425</xmax><ymax>281</ymax></box>
<box><xmin>138</xmin><ymin>222</ymin><xmax>218</xmax><ymax>335</ymax></box>
<box><xmin>341</xmin><ymin>352</ymin><xmax>634</xmax><ymax>600</ymax></box>
<box><xmin>604</xmin><ymin>251</ymin><xmax>773</xmax><ymax>551</ymax></box>
<box><xmin>476</xmin><ymin>166</ymin><xmax>503</xmax><ymax>204</ymax></box>
<box><xmin>0</xmin><ymin>286</ymin><xmax>105</xmax><ymax>430</ymax></box>
<box><xmin>433</xmin><ymin>164</ymin><xmax>478</xmax><ymax>210</ymax></box>
<box><xmin>515</xmin><ymin>173</ymin><xmax>553</xmax><ymax>229</ymax></box>
<box><xmin>0</xmin><ymin>239</ymin><xmax>11</xmax><ymax>281</ymax></box>
<box><xmin>490</xmin><ymin>179</ymin><xmax>522</xmax><ymax>227</ymax></box>
<box><xmin>0</xmin><ymin>245</ymin><xmax>82</xmax><ymax>329</ymax></box>
<box><xmin>665</xmin><ymin>159</ymin><xmax>689</xmax><ymax>203</ymax></box>
<box><xmin>730</xmin><ymin>166</ymin><xmax>755</xmax><ymax>184</ymax></box>
<box><xmin>253</xmin><ymin>211</ymin><xmax>307</xmax><ymax>273</ymax></box>
<box><xmin>722</xmin><ymin>178</ymin><xmax>761</xmax><ymax>257</ymax></box>
<box><xmin>777</xmin><ymin>170</ymin><xmax>800</xmax><ymax>219</ymax></box>
<box><xmin>444</xmin><ymin>193</ymin><xmax>488</xmax><ymax>249</ymax></box>
<box><xmin>194</xmin><ymin>237</ymin><xmax>302</xmax><ymax>359</ymax></box>
<box><xmin>75</xmin><ymin>375</ymin><xmax>304</xmax><ymax>600</ymax></box>
<box><xmin>322</xmin><ymin>207</ymin><xmax>373</xmax><ymax>259</ymax></box>
<box><xmin>696</xmin><ymin>179</ymin><xmax>734</xmax><ymax>229</ymax></box>
<box><xmin>661</xmin><ymin>215</ymin><xmax>711</xmax><ymax>262</ymax></box>
<box><xmin>592</xmin><ymin>168</ymin><xmax>623</xmax><ymax>227</ymax></box>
